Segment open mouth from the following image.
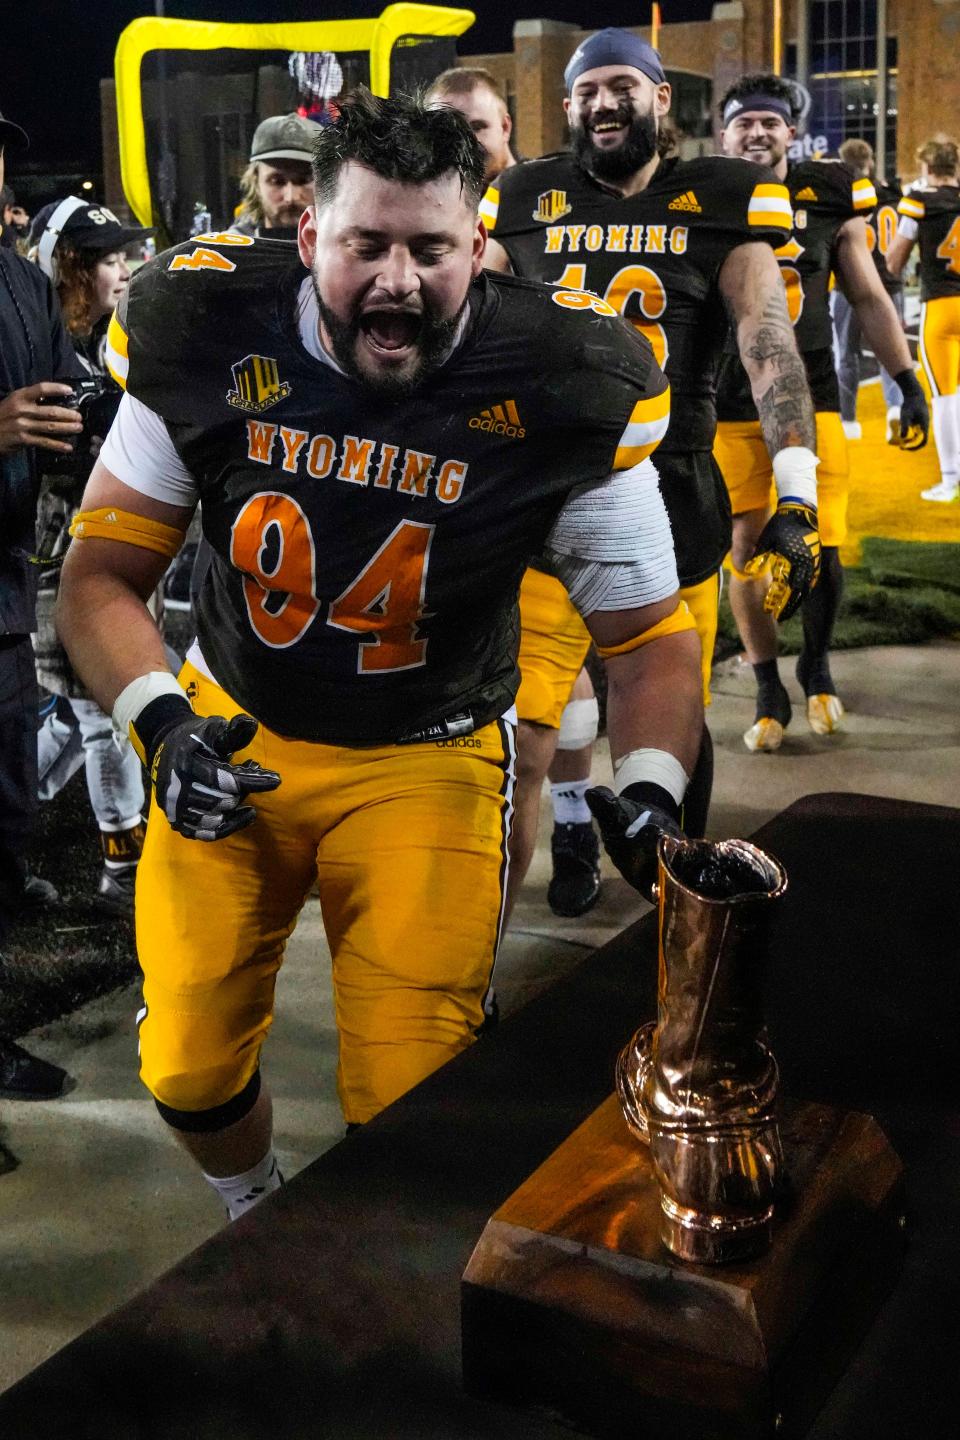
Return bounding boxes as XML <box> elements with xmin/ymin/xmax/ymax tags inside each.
<box><xmin>359</xmin><ymin>310</ymin><xmax>422</xmax><ymax>358</ymax></box>
<box><xmin>590</xmin><ymin>120</ymin><xmax>628</xmax><ymax>139</ymax></box>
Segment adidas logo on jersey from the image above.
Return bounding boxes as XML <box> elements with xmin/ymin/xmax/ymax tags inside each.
<box><xmin>794</xmin><ymin>186</ymin><xmax>818</xmax><ymax>202</ymax></box>
<box><xmin>668</xmin><ymin>190</ymin><xmax>702</xmax><ymax>213</ymax></box>
<box><xmin>469</xmin><ymin>401</ymin><xmax>525</xmax><ymax>439</ymax></box>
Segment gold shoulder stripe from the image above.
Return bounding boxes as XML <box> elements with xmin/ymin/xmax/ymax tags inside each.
<box><xmin>852</xmin><ymin>178</ymin><xmax>878</xmax><ymax>211</ymax></box>
<box><xmin>479</xmin><ymin>186</ymin><xmax>500</xmax><ymax>232</ymax></box>
<box><xmin>105</xmin><ymin>310</ymin><xmax>130</xmax><ymax>390</ymax></box>
<box><xmin>748</xmin><ymin>183</ymin><xmax>792</xmax><ymax>230</ymax></box>
<box><xmin>613</xmin><ymin>382</ymin><xmax>671</xmax><ymax>470</ymax></box>
<box><xmin>751</xmin><ymin>183</ymin><xmax>791</xmax><ymax>199</ymax></box>
<box><xmin>898</xmin><ymin>196</ymin><xmax>925</xmax><ymax>219</ymax></box>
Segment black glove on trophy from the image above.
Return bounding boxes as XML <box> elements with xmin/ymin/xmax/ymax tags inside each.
<box><xmin>586</xmin><ymin>781</ymin><xmax>683</xmax><ymax>900</ymax></box>
<box><xmin>893</xmin><ymin>369</ymin><xmax>929</xmax><ymax>451</ymax></box>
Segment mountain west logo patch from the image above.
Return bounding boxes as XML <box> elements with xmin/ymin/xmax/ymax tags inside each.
<box><xmin>794</xmin><ymin>186</ymin><xmax>818</xmax><ymax>202</ymax></box>
<box><xmin>533</xmin><ymin>189</ymin><xmax>573</xmax><ymax>223</ymax></box>
<box><xmin>668</xmin><ymin>190</ymin><xmax>702</xmax><ymax>213</ymax></box>
<box><xmin>469</xmin><ymin>400</ymin><xmax>525</xmax><ymax>439</ymax></box>
<box><xmin>226</xmin><ymin>355</ymin><xmax>291</xmax><ymax>413</ymax></box>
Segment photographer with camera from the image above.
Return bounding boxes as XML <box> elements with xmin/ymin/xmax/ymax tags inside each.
<box><xmin>27</xmin><ymin>197</ymin><xmax>154</xmax><ymax>917</ymax></box>
<box><xmin>0</xmin><ymin>109</ymin><xmax>83</xmax><ymax>1099</ymax></box>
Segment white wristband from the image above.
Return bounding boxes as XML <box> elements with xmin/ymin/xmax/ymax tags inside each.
<box><xmin>771</xmin><ymin>446</ymin><xmax>819</xmax><ymax>508</ymax></box>
<box><xmin>112</xmin><ymin>671</ymin><xmax>191</xmax><ymax>740</ymax></box>
<box><xmin>613</xmin><ymin>748</ymin><xmax>690</xmax><ymax>807</ymax></box>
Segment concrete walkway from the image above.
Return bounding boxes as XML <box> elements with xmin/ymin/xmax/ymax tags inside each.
<box><xmin>2</xmin><ymin>642</ymin><xmax>959</xmax><ymax>1395</ymax></box>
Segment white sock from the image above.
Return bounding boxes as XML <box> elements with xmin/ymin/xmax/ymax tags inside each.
<box><xmin>202</xmin><ymin>1149</ymin><xmax>283</xmax><ymax>1221</ymax></box>
<box><xmin>932</xmin><ymin>393</ymin><xmax>960</xmax><ymax>486</ymax></box>
<box><xmin>551</xmin><ymin>779</ymin><xmax>592</xmax><ymax>827</ymax></box>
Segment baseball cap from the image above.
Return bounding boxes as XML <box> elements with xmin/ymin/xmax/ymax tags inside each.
<box><xmin>30</xmin><ymin>199</ymin><xmax>153</xmax><ymax>277</ymax></box>
<box><xmin>0</xmin><ymin>105</ymin><xmax>29</xmax><ymax>151</ymax></box>
<box><xmin>564</xmin><ymin>28</ymin><xmax>667</xmax><ymax>92</ymax></box>
<box><xmin>250</xmin><ymin>112</ymin><xmax>318</xmax><ymax>165</ymax></box>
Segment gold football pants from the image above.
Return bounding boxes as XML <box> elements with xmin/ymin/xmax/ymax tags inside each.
<box><xmin>714</xmin><ymin>412</ymin><xmax>849</xmax><ymax>547</ymax></box>
<box><xmin>516</xmin><ymin>565</ymin><xmax>718</xmax><ymax>713</ymax></box>
<box><xmin>136</xmin><ymin>661</ymin><xmax>516</xmax><ymax>1126</ymax></box>
<box><xmin>919</xmin><ymin>296</ymin><xmax>960</xmax><ymax>397</ymax></box>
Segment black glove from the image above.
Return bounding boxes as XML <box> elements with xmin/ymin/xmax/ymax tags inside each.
<box><xmin>893</xmin><ymin>369</ymin><xmax>929</xmax><ymax>451</ymax></box>
<box><xmin>586</xmin><ymin>781</ymin><xmax>682</xmax><ymax>900</ymax></box>
<box><xmin>132</xmin><ymin>695</ymin><xmax>281</xmax><ymax>841</ymax></box>
<box><xmin>746</xmin><ymin>501</ymin><xmax>821</xmax><ymax>622</ymax></box>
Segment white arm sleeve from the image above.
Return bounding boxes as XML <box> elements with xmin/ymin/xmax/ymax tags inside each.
<box><xmin>895</xmin><ymin>216</ymin><xmax>919</xmax><ymax>242</ymax></box>
<box><xmin>98</xmin><ymin>392</ymin><xmax>199</xmax><ymax>506</ymax></box>
<box><xmin>542</xmin><ymin>458</ymin><xmax>680</xmax><ymax>616</ymax></box>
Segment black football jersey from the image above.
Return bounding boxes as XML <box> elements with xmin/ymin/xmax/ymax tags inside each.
<box><xmin>484</xmin><ymin>152</ymin><xmax>792</xmax><ymax>455</ymax></box>
<box><xmin>898</xmin><ymin>185</ymin><xmax>960</xmax><ymax>301</ymax></box>
<box><xmin>866</xmin><ymin>178</ymin><xmax>904</xmax><ymax>294</ymax></box>
<box><xmin>716</xmin><ymin>159</ymin><xmax>875</xmax><ymax>420</ymax></box>
<box><xmin>106</xmin><ymin>236</ymin><xmax>669</xmax><ymax>746</ymax></box>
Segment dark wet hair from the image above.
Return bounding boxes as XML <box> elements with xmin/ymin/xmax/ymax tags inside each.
<box><xmin>312</xmin><ymin>86</ymin><xmax>486</xmax><ymax>209</ymax></box>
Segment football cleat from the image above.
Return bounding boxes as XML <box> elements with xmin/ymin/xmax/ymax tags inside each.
<box><xmin>94</xmin><ymin>866</ymin><xmax>137</xmax><ymax>917</ymax></box>
<box><xmin>841</xmin><ymin>420</ymin><xmax>862</xmax><ymax>441</ymax></box>
<box><xmin>921</xmin><ymin>480</ymin><xmax>959</xmax><ymax>504</ymax></box>
<box><xmin>806</xmin><ymin>693</ymin><xmax>845</xmax><ymax>735</ymax></box>
<box><xmin>547</xmin><ymin>821</ymin><xmax>602</xmax><ymax>917</ymax></box>
<box><xmin>743</xmin><ymin>717</ymin><xmax>786</xmax><ymax>753</ymax></box>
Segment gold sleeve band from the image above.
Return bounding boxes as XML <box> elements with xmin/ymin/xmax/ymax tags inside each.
<box><xmin>69</xmin><ymin>508</ymin><xmax>186</xmax><ymax>560</ymax></box>
<box><xmin>595</xmin><ymin>600</ymin><xmax>696</xmax><ymax>659</ymax></box>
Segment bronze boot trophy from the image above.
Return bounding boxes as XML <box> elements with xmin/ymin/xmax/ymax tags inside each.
<box><xmin>617</xmin><ymin>835</ymin><xmax>788</xmax><ymax>1264</ymax></box>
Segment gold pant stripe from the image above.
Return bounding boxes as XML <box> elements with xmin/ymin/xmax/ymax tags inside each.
<box><xmin>136</xmin><ymin>662</ymin><xmax>516</xmax><ymax>1126</ymax></box>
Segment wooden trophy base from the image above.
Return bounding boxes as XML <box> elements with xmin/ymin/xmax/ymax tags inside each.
<box><xmin>462</xmin><ymin>1096</ymin><xmax>904</xmax><ymax>1439</ymax></box>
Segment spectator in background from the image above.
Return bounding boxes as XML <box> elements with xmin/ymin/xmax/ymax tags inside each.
<box><xmin>233</xmin><ymin>113</ymin><xmax>317</xmax><ymax>240</ymax></box>
<box><xmin>0</xmin><ymin>105</ymin><xmax>81</xmax><ymax>1100</ymax></box>
<box><xmin>831</xmin><ymin>138</ymin><xmax>906</xmax><ymax>442</ymax></box>
<box><xmin>27</xmin><ymin>199</ymin><xmax>153</xmax><ymax>916</ymax></box>
<box><xmin>1</xmin><ymin>182</ymin><xmax>29</xmax><ymax>250</ymax></box>
<box><xmin>426</xmin><ymin>67</ymin><xmax>517</xmax><ymax>183</ymax></box>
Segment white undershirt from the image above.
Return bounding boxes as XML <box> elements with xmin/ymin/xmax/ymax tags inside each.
<box><xmin>99</xmin><ymin>279</ymin><xmax>679</xmax><ymax>617</ymax></box>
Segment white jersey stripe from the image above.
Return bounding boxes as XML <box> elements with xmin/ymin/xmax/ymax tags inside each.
<box><xmin>748</xmin><ymin>195</ymin><xmax>792</xmax><ymax>218</ymax></box>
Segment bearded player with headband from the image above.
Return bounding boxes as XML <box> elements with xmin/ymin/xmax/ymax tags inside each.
<box><xmin>484</xmin><ymin>28</ymin><xmax>821</xmax><ymax>896</ymax></box>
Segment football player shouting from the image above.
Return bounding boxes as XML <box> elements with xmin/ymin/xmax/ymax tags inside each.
<box><xmin>57</xmin><ymin>90</ymin><xmax>701</xmax><ymax>1220</ymax></box>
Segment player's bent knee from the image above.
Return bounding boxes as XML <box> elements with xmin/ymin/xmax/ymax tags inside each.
<box><xmin>556</xmin><ymin>696</ymin><xmax>599</xmax><ymax>751</ymax></box>
<box><xmin>153</xmin><ymin>1068</ymin><xmax>262</xmax><ymax>1134</ymax></box>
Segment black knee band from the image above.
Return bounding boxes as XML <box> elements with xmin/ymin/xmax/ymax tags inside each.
<box><xmin>154</xmin><ymin>1068</ymin><xmax>261</xmax><ymax>1134</ymax></box>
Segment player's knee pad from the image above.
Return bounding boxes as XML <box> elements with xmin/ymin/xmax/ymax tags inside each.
<box><xmin>556</xmin><ymin>696</ymin><xmax>599</xmax><ymax>751</ymax></box>
<box><xmin>154</xmin><ymin>1068</ymin><xmax>261</xmax><ymax>1134</ymax></box>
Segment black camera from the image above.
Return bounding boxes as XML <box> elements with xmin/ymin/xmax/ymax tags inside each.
<box><xmin>41</xmin><ymin>375</ymin><xmax>122</xmax><ymax>481</ymax></box>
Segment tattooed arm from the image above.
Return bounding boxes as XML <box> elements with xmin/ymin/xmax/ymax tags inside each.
<box><xmin>718</xmin><ymin>241</ymin><xmax>816</xmax><ymax>457</ymax></box>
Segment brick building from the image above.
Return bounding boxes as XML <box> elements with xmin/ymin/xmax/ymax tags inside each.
<box><xmin>100</xmin><ymin>2</ymin><xmax>960</xmax><ymax>233</ymax></box>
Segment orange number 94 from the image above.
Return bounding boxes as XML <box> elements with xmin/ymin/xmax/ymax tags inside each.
<box><xmin>231</xmin><ymin>495</ymin><xmax>434</xmax><ymax>671</ymax></box>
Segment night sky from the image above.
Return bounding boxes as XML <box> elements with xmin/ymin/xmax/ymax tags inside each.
<box><xmin>3</xmin><ymin>1</ymin><xmax>714</xmax><ymax>172</ymax></box>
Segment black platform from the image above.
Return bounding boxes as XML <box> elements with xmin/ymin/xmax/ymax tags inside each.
<box><xmin>2</xmin><ymin>793</ymin><xmax>958</xmax><ymax>1439</ymax></box>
